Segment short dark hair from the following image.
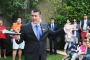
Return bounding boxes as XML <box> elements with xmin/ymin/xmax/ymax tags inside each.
<box><xmin>17</xmin><ymin>17</ymin><xmax>22</xmax><ymax>19</ymax></box>
<box><xmin>31</xmin><ymin>9</ymin><xmax>41</xmax><ymax>15</ymax></box>
<box><xmin>50</xmin><ymin>18</ymin><xmax>54</xmax><ymax>21</ymax></box>
<box><xmin>50</xmin><ymin>18</ymin><xmax>54</xmax><ymax>20</ymax></box>
<box><xmin>66</xmin><ymin>18</ymin><xmax>70</xmax><ymax>21</ymax></box>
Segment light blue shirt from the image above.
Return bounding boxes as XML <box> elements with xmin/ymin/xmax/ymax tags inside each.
<box><xmin>31</xmin><ymin>22</ymin><xmax>42</xmax><ymax>39</ymax></box>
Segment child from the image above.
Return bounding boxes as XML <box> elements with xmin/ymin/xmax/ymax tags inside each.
<box><xmin>81</xmin><ymin>41</ymin><xmax>90</xmax><ymax>60</ymax></box>
<box><xmin>71</xmin><ymin>41</ymin><xmax>82</xmax><ymax>60</ymax></box>
<box><xmin>78</xmin><ymin>40</ymin><xmax>87</xmax><ymax>60</ymax></box>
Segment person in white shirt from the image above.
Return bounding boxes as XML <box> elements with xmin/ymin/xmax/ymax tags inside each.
<box><xmin>48</xmin><ymin>18</ymin><xmax>58</xmax><ymax>54</ymax></box>
<box><xmin>80</xmin><ymin>14</ymin><xmax>89</xmax><ymax>40</ymax></box>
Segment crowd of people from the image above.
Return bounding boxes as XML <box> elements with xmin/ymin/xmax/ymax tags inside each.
<box><xmin>63</xmin><ymin>14</ymin><xmax>90</xmax><ymax>60</ymax></box>
<box><xmin>0</xmin><ymin>9</ymin><xmax>90</xmax><ymax>60</ymax></box>
<box><xmin>0</xmin><ymin>18</ymin><xmax>25</xmax><ymax>60</ymax></box>
<box><xmin>0</xmin><ymin>9</ymin><xmax>61</xmax><ymax>60</ymax></box>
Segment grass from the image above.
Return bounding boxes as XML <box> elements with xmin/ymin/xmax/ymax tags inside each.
<box><xmin>47</xmin><ymin>54</ymin><xmax>62</xmax><ymax>60</ymax></box>
<box><xmin>0</xmin><ymin>56</ymin><xmax>24</xmax><ymax>60</ymax></box>
<box><xmin>0</xmin><ymin>53</ymin><xmax>62</xmax><ymax>60</ymax></box>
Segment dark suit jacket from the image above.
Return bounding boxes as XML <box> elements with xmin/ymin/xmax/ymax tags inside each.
<box><xmin>48</xmin><ymin>23</ymin><xmax>58</xmax><ymax>38</ymax></box>
<box><xmin>16</xmin><ymin>22</ymin><xmax>60</xmax><ymax>60</ymax></box>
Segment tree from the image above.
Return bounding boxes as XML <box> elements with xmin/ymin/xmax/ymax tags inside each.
<box><xmin>55</xmin><ymin>0</ymin><xmax>90</xmax><ymax>27</ymax></box>
<box><xmin>0</xmin><ymin>0</ymin><xmax>39</xmax><ymax>22</ymax></box>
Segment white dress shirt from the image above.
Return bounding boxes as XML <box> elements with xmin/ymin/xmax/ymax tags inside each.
<box><xmin>83</xmin><ymin>20</ymin><xmax>87</xmax><ymax>31</ymax></box>
<box><xmin>80</xmin><ymin>20</ymin><xmax>87</xmax><ymax>31</ymax></box>
<box><xmin>51</xmin><ymin>23</ymin><xmax>54</xmax><ymax>30</ymax></box>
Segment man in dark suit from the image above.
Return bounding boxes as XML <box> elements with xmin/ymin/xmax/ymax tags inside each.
<box><xmin>15</xmin><ymin>9</ymin><xmax>61</xmax><ymax>60</ymax></box>
<box><xmin>48</xmin><ymin>18</ymin><xmax>58</xmax><ymax>54</ymax></box>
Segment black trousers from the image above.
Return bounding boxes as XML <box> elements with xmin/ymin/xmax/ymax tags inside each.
<box><xmin>0</xmin><ymin>39</ymin><xmax>6</xmax><ymax>49</ymax></box>
<box><xmin>39</xmin><ymin>55</ymin><xmax>41</xmax><ymax>60</ymax></box>
<box><xmin>49</xmin><ymin>37</ymin><xmax>57</xmax><ymax>54</ymax></box>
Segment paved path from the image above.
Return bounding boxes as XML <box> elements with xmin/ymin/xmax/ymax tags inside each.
<box><xmin>47</xmin><ymin>49</ymin><xmax>67</xmax><ymax>56</ymax></box>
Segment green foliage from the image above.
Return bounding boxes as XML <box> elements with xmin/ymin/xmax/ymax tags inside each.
<box><xmin>55</xmin><ymin>0</ymin><xmax>90</xmax><ymax>27</ymax></box>
<box><xmin>0</xmin><ymin>0</ymin><xmax>38</xmax><ymax>21</ymax></box>
<box><xmin>55</xmin><ymin>15</ymin><xmax>66</xmax><ymax>28</ymax></box>
<box><xmin>6</xmin><ymin>27</ymin><xmax>12</xmax><ymax>55</ymax></box>
<box><xmin>47</xmin><ymin>53</ymin><xmax>62</xmax><ymax>60</ymax></box>
<box><xmin>0</xmin><ymin>0</ymin><xmax>24</xmax><ymax>18</ymax></box>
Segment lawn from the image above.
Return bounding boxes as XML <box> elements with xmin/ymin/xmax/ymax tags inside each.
<box><xmin>47</xmin><ymin>54</ymin><xmax>62</xmax><ymax>60</ymax></box>
<box><xmin>0</xmin><ymin>54</ymin><xmax>62</xmax><ymax>60</ymax></box>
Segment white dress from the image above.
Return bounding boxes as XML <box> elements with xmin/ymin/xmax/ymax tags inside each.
<box><xmin>64</xmin><ymin>24</ymin><xmax>74</xmax><ymax>50</ymax></box>
<box><xmin>64</xmin><ymin>24</ymin><xmax>74</xmax><ymax>42</ymax></box>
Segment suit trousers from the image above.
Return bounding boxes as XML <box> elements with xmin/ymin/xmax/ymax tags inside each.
<box><xmin>49</xmin><ymin>37</ymin><xmax>57</xmax><ymax>54</ymax></box>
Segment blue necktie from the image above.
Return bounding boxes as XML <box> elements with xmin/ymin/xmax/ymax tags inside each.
<box><xmin>35</xmin><ymin>25</ymin><xmax>41</xmax><ymax>41</ymax></box>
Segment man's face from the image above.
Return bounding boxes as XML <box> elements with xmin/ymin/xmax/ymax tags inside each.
<box><xmin>84</xmin><ymin>16</ymin><xmax>87</xmax><ymax>20</ymax></box>
<box><xmin>51</xmin><ymin>19</ymin><xmax>54</xmax><ymax>24</ymax></box>
<box><xmin>0</xmin><ymin>21</ymin><xmax>3</xmax><ymax>26</ymax></box>
<box><xmin>31</xmin><ymin>11</ymin><xmax>41</xmax><ymax>24</ymax></box>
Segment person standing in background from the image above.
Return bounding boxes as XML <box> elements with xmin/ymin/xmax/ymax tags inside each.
<box><xmin>11</xmin><ymin>17</ymin><xmax>25</xmax><ymax>60</ymax></box>
<box><xmin>72</xmin><ymin>19</ymin><xmax>80</xmax><ymax>44</ymax></box>
<box><xmin>64</xmin><ymin>19</ymin><xmax>74</xmax><ymax>52</ymax></box>
<box><xmin>80</xmin><ymin>14</ymin><xmax>89</xmax><ymax>40</ymax></box>
<box><xmin>48</xmin><ymin>18</ymin><xmax>58</xmax><ymax>55</ymax></box>
<box><xmin>0</xmin><ymin>20</ymin><xmax>7</xmax><ymax>58</ymax></box>
<box><xmin>14</xmin><ymin>9</ymin><xmax>61</xmax><ymax>60</ymax></box>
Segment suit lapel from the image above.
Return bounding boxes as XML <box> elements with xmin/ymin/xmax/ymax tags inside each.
<box><xmin>27</xmin><ymin>22</ymin><xmax>38</xmax><ymax>41</ymax></box>
<box><xmin>27</xmin><ymin>22</ymin><xmax>47</xmax><ymax>41</ymax></box>
<box><xmin>40</xmin><ymin>23</ymin><xmax>46</xmax><ymax>34</ymax></box>
<box><xmin>40</xmin><ymin>22</ymin><xmax>48</xmax><ymax>41</ymax></box>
